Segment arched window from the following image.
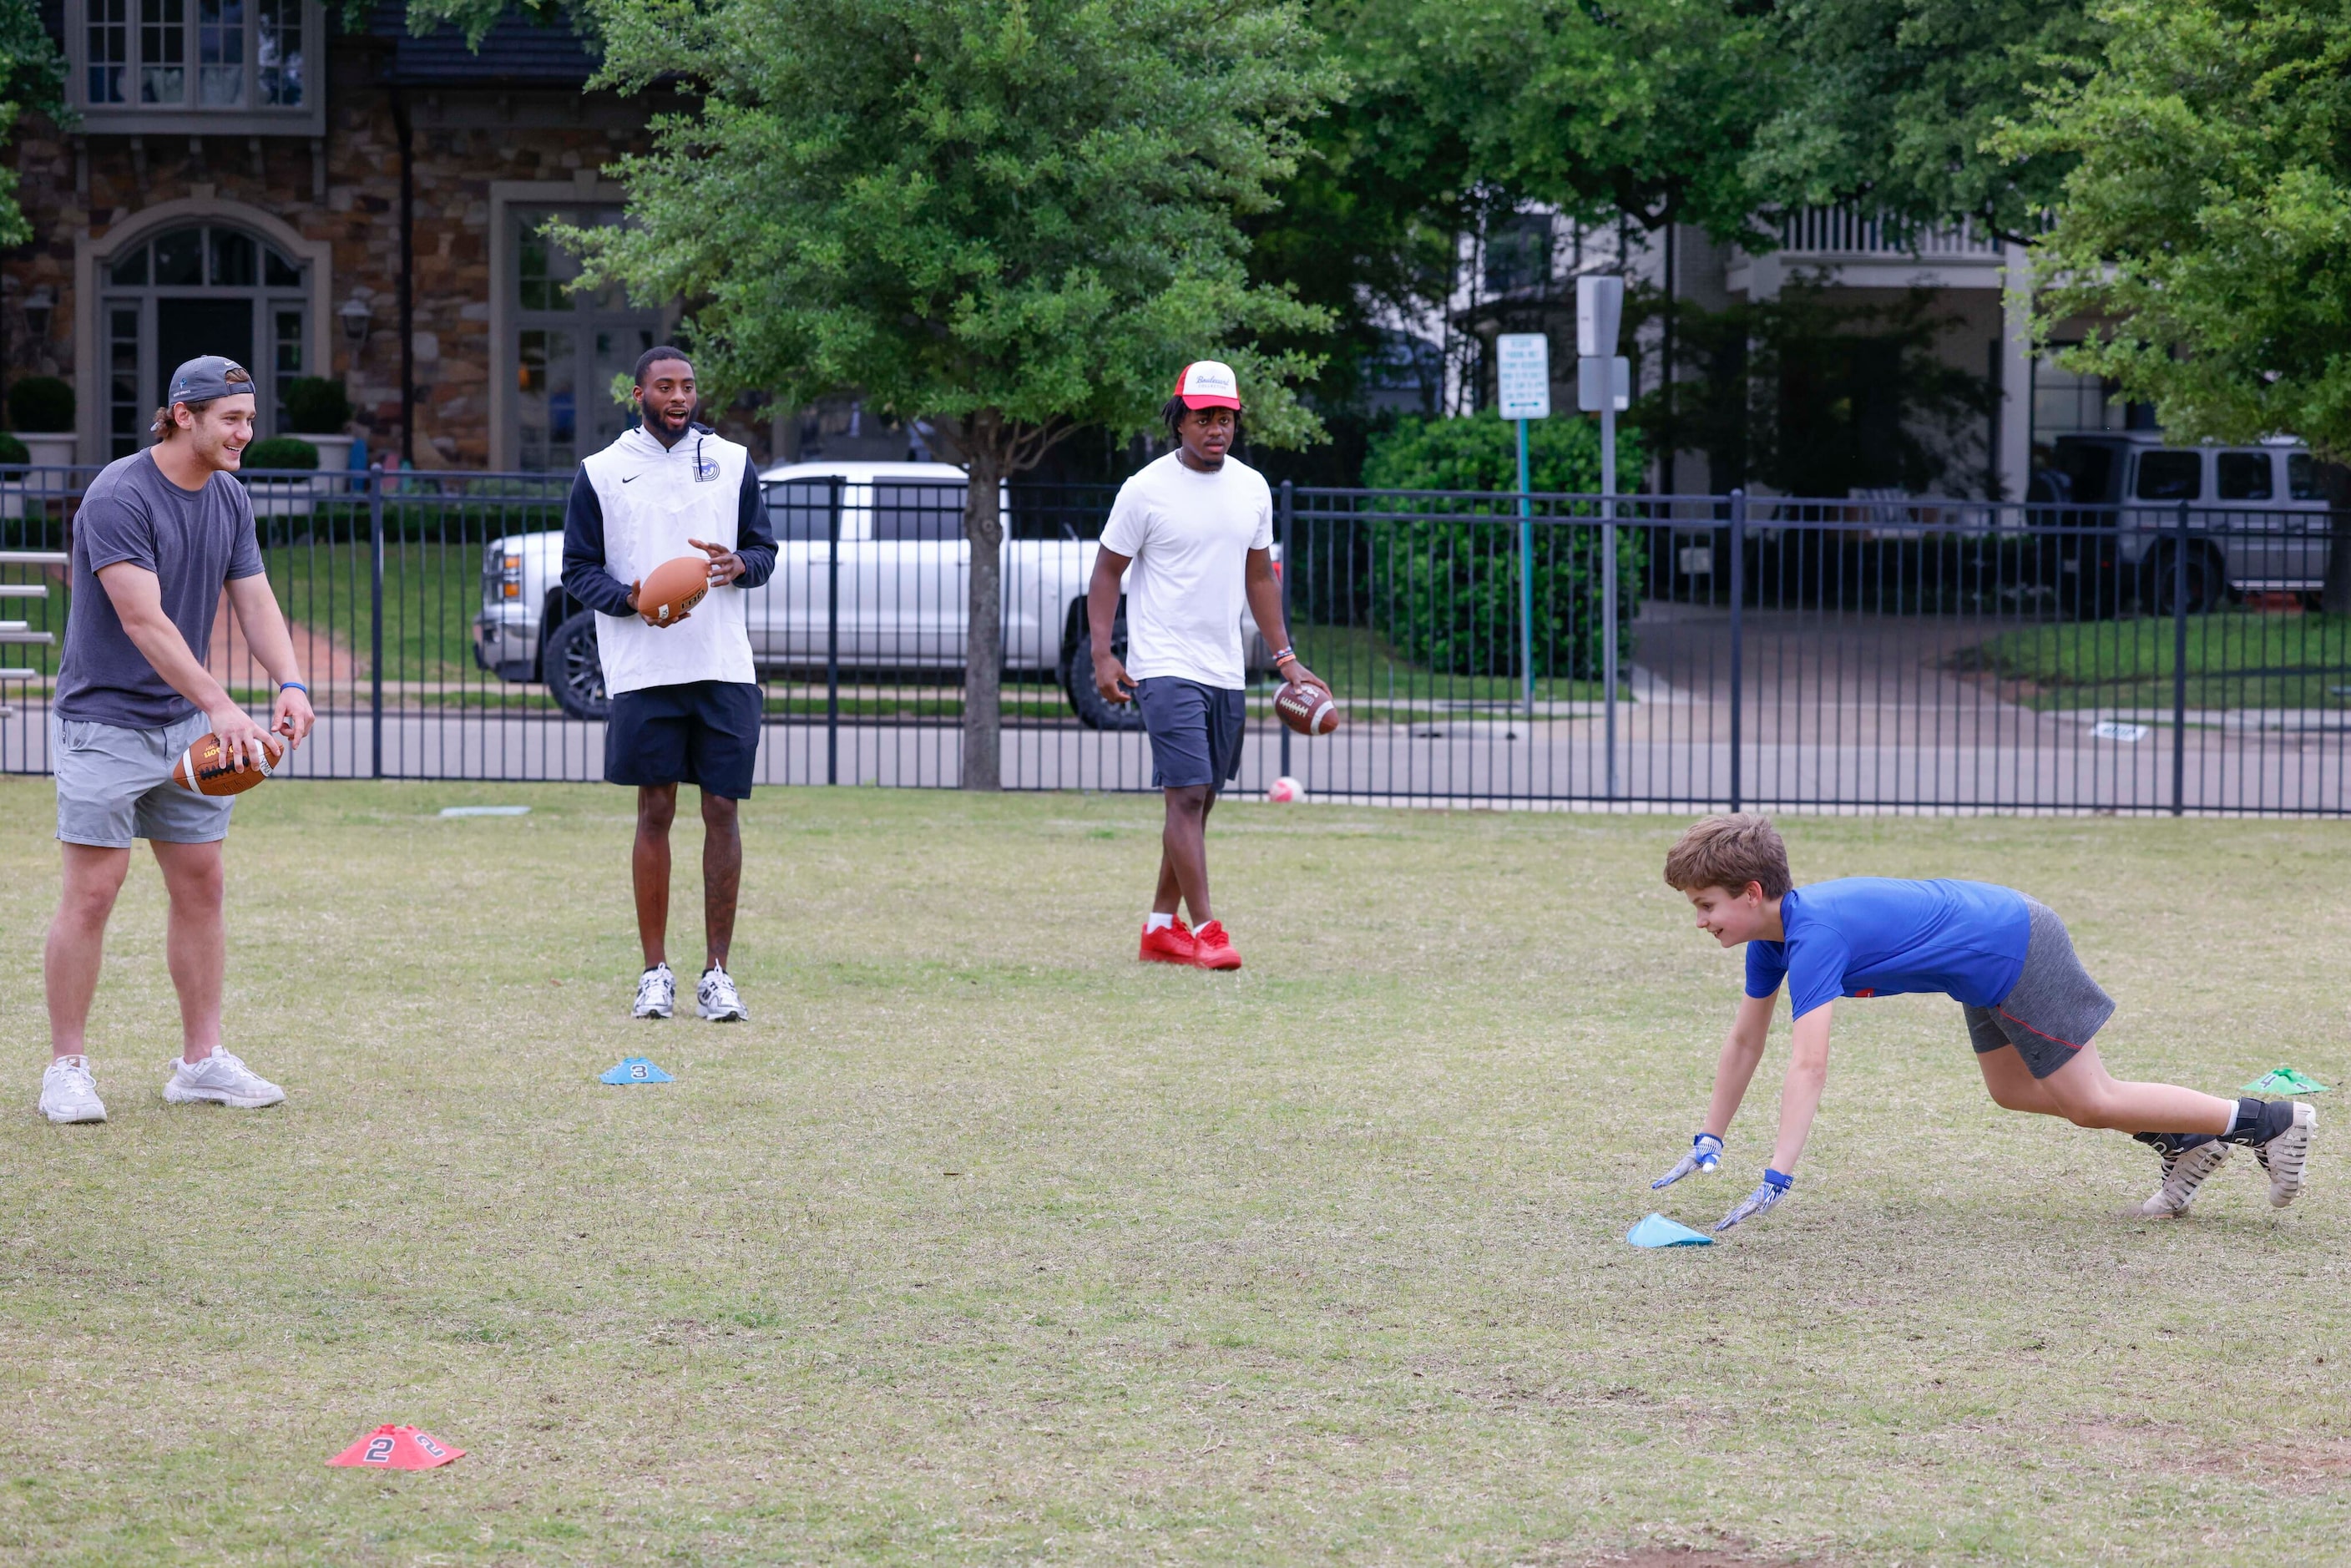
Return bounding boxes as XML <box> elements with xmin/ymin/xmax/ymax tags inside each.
<box><xmin>100</xmin><ymin>223</ymin><xmax>311</xmax><ymax>455</ymax></box>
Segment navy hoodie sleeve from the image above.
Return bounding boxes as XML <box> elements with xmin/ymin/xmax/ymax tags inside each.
<box><xmin>731</xmin><ymin>463</ymin><xmax>777</xmax><ymax>589</ymax></box>
<box><xmin>559</xmin><ymin>468</ymin><xmax>640</xmax><ymax>617</ymax></box>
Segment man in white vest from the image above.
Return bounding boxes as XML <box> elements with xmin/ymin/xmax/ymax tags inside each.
<box><xmin>560</xmin><ymin>347</ymin><xmax>777</xmax><ymax>1022</ymax></box>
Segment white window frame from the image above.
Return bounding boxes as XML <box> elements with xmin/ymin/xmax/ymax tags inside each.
<box><xmin>70</xmin><ymin>195</ymin><xmax>333</xmax><ymax>463</ymax></box>
<box><xmin>63</xmin><ymin>0</ymin><xmax>326</xmax><ymax>136</ymax></box>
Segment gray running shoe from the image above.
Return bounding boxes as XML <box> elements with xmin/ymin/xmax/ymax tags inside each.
<box><xmin>163</xmin><ymin>1048</ymin><xmax>285</xmax><ymax>1109</ymax></box>
<box><xmin>2135</xmin><ymin>1139</ymin><xmax>2230</xmax><ymax>1217</ymax></box>
<box><xmin>696</xmin><ymin>965</ymin><xmax>747</xmax><ymax>1023</ymax></box>
<box><xmin>633</xmin><ymin>963</ymin><xmax>675</xmax><ymax>1019</ymax></box>
<box><xmin>2252</xmin><ymin>1101</ymin><xmax>2317</xmax><ymax>1208</ymax></box>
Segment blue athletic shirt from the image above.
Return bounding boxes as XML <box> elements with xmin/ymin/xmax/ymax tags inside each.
<box><xmin>1744</xmin><ymin>878</ymin><xmax>2031</xmax><ymax>1019</ymax></box>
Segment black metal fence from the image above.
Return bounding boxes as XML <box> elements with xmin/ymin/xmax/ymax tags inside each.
<box><xmin>3</xmin><ymin>464</ymin><xmax>2347</xmax><ymax>812</ymax></box>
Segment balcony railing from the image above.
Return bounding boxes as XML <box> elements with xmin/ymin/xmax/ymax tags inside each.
<box><xmin>1770</xmin><ymin>206</ymin><xmax>2005</xmax><ymax>260</ymax></box>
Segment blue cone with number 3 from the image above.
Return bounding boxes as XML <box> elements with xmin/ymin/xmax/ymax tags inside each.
<box><xmin>599</xmin><ymin>1056</ymin><xmax>674</xmax><ymax>1085</ymax></box>
<box><xmin>1625</xmin><ymin>1212</ymin><xmax>1714</xmax><ymax>1248</ymax></box>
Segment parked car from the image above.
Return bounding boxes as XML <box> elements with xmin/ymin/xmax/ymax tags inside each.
<box><xmin>2035</xmin><ymin>432</ymin><xmax>2337</xmax><ymax>613</ymax></box>
<box><xmin>473</xmin><ymin>458</ymin><xmax>1268</xmax><ymax>724</ymax></box>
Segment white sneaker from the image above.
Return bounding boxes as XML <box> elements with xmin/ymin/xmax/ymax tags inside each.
<box><xmin>162</xmin><ymin>1047</ymin><xmax>285</xmax><ymax>1110</ymax></box>
<box><xmin>634</xmin><ymin>963</ymin><xmax>675</xmax><ymax>1019</ymax></box>
<box><xmin>39</xmin><ymin>1055</ymin><xmax>106</xmax><ymax>1124</ymax></box>
<box><xmin>697</xmin><ymin>965</ymin><xmax>747</xmax><ymax>1022</ymax></box>
<box><xmin>2253</xmin><ymin>1101</ymin><xmax>2318</xmax><ymax>1208</ymax></box>
<box><xmin>2135</xmin><ymin>1140</ymin><xmax>2230</xmax><ymax>1217</ymax></box>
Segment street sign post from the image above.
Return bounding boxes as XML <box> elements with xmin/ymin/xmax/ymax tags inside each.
<box><xmin>1496</xmin><ymin>332</ymin><xmax>1550</xmax><ymax>726</ymax></box>
<box><xmin>1577</xmin><ymin>276</ymin><xmax>1627</xmax><ymax>799</ymax></box>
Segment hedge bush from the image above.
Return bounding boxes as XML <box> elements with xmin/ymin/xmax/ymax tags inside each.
<box><xmin>1359</xmin><ymin>411</ymin><xmax>1646</xmax><ymax>682</ymax></box>
<box><xmin>8</xmin><ymin>376</ymin><xmax>73</xmax><ymax>433</ymax></box>
<box><xmin>242</xmin><ymin>437</ymin><xmax>320</xmax><ymax>470</ymax></box>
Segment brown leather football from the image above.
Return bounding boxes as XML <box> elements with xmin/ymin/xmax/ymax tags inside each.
<box><xmin>635</xmin><ymin>554</ymin><xmax>713</xmax><ymax>626</ymax></box>
<box><xmin>171</xmin><ymin>731</ymin><xmax>286</xmax><ymax>797</ymax></box>
<box><xmin>1273</xmin><ymin>680</ymin><xmax>1340</xmax><ymax>736</ymax></box>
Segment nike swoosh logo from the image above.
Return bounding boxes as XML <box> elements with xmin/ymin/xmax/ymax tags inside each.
<box><xmin>622</xmin><ymin>474</ymin><xmax>641</xmax><ymax>483</ymax></box>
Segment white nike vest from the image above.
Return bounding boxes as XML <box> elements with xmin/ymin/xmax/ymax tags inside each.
<box><xmin>579</xmin><ymin>425</ymin><xmax>756</xmax><ymax>695</ymax></box>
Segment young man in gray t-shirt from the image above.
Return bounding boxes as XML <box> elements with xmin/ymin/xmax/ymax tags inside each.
<box><xmin>38</xmin><ymin>356</ymin><xmax>316</xmax><ymax>1125</ymax></box>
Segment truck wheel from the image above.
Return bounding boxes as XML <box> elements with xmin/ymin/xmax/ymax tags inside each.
<box><xmin>545</xmin><ymin>610</ymin><xmax>612</xmax><ymax>721</ymax></box>
<box><xmin>2141</xmin><ymin>545</ymin><xmax>2222</xmax><ymax>616</ymax></box>
<box><xmin>1061</xmin><ymin>603</ymin><xmax>1146</xmax><ymax>731</ymax></box>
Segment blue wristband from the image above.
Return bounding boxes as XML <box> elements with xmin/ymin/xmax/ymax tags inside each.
<box><xmin>1762</xmin><ymin>1167</ymin><xmax>1794</xmax><ymax>1191</ymax></box>
<box><xmin>279</xmin><ymin>681</ymin><xmax>308</xmax><ymax>695</ymax></box>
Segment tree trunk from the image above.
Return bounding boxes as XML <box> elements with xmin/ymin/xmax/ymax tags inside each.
<box><xmin>962</xmin><ymin>417</ymin><xmax>1007</xmax><ymax>791</ymax></box>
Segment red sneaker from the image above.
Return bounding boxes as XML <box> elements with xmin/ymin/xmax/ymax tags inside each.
<box><xmin>1138</xmin><ymin>918</ymin><xmax>1196</xmax><ymax>964</ymax></box>
<box><xmin>1191</xmin><ymin>919</ymin><xmax>1242</xmax><ymax>970</ymax></box>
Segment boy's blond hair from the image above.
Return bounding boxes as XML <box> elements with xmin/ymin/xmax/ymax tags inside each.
<box><xmin>1663</xmin><ymin>813</ymin><xmax>1792</xmax><ymax>898</ymax></box>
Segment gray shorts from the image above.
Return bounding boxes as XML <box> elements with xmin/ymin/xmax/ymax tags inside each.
<box><xmin>1962</xmin><ymin>897</ymin><xmax>2116</xmax><ymax>1080</ymax></box>
<box><xmin>53</xmin><ymin>711</ymin><xmax>236</xmax><ymax>849</ymax></box>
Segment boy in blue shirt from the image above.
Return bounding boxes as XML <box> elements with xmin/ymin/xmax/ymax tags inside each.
<box><xmin>1653</xmin><ymin>814</ymin><xmax>2317</xmax><ymax>1232</ymax></box>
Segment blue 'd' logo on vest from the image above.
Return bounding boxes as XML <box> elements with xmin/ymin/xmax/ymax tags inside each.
<box><xmin>693</xmin><ymin>438</ymin><xmax>720</xmax><ymax>483</ymax></box>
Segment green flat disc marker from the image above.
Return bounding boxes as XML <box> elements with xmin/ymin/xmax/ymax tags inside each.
<box><xmin>2241</xmin><ymin>1068</ymin><xmax>2330</xmax><ymax>1095</ymax></box>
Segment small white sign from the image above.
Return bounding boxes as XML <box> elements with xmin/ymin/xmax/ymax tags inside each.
<box><xmin>2090</xmin><ymin>720</ymin><xmax>2149</xmax><ymax>743</ymax></box>
<box><xmin>1578</xmin><ymin>355</ymin><xmax>1631</xmax><ymax>413</ymax></box>
<box><xmin>439</xmin><ymin>805</ymin><xmax>532</xmax><ymax>817</ymax></box>
<box><xmin>1496</xmin><ymin>333</ymin><xmax>1550</xmax><ymax>421</ymax></box>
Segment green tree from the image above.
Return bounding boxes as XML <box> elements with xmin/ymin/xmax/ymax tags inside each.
<box><xmin>0</xmin><ymin>0</ymin><xmax>68</xmax><ymax>248</ymax></box>
<box><xmin>546</xmin><ymin>0</ymin><xmax>1331</xmax><ymax>788</ymax></box>
<box><xmin>2002</xmin><ymin>0</ymin><xmax>2351</xmax><ymax>605</ymax></box>
<box><xmin>2005</xmin><ymin>0</ymin><xmax>2351</xmax><ymax>453</ymax></box>
<box><xmin>1748</xmin><ymin>0</ymin><xmax>2101</xmax><ymax>243</ymax></box>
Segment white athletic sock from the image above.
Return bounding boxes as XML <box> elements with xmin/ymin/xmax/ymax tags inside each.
<box><xmin>1145</xmin><ymin>912</ymin><xmax>1176</xmax><ymax>932</ymax></box>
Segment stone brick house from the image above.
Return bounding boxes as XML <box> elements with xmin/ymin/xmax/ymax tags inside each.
<box><xmin>0</xmin><ymin>3</ymin><xmax>746</xmax><ymax>472</ymax></box>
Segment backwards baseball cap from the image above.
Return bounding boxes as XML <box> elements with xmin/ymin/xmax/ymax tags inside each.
<box><xmin>167</xmin><ymin>355</ymin><xmax>253</xmax><ymax>406</ymax></box>
<box><xmin>1173</xmin><ymin>360</ymin><xmax>1241</xmax><ymax>410</ymax></box>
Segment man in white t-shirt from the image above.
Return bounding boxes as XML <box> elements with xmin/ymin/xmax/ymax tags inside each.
<box><xmin>1086</xmin><ymin>361</ymin><xmax>1327</xmax><ymax>970</ymax></box>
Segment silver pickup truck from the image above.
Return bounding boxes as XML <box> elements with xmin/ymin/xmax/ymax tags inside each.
<box><xmin>473</xmin><ymin>458</ymin><xmax>1267</xmax><ymax>726</ymax></box>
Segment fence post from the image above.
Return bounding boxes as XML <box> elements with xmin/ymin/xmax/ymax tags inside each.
<box><xmin>1278</xmin><ymin>478</ymin><xmax>1294</xmax><ymax>782</ymax></box>
<box><xmin>368</xmin><ymin>463</ymin><xmax>384</xmax><ymax>781</ymax></box>
<box><xmin>2172</xmin><ymin>498</ymin><xmax>2189</xmax><ymax>817</ymax></box>
<box><xmin>1727</xmin><ymin>488</ymin><xmax>1744</xmax><ymax>813</ymax></box>
<box><xmin>827</xmin><ymin>475</ymin><xmax>842</xmax><ymax>788</ymax></box>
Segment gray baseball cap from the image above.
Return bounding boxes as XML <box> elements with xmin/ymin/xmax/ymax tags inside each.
<box><xmin>166</xmin><ymin>355</ymin><xmax>252</xmax><ymax>405</ymax></box>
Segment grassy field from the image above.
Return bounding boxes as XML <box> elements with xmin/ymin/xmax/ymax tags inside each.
<box><xmin>1959</xmin><ymin>611</ymin><xmax>2351</xmax><ymax>711</ymax></box>
<box><xmin>2</xmin><ymin>786</ymin><xmax>2346</xmax><ymax>1565</ymax></box>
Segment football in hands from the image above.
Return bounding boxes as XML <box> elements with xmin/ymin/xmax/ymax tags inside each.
<box><xmin>172</xmin><ymin>731</ymin><xmax>286</xmax><ymax>797</ymax></box>
<box><xmin>635</xmin><ymin>554</ymin><xmax>713</xmax><ymax>626</ymax></box>
<box><xmin>1272</xmin><ymin>680</ymin><xmax>1340</xmax><ymax>736</ymax></box>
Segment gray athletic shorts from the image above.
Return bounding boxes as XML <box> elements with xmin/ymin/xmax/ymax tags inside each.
<box><xmin>53</xmin><ymin>710</ymin><xmax>235</xmax><ymax>849</ymax></box>
<box><xmin>1962</xmin><ymin>897</ymin><xmax>2116</xmax><ymax>1080</ymax></box>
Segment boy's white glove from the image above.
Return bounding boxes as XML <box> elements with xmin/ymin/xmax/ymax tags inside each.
<box><xmin>1714</xmin><ymin>1168</ymin><xmax>1793</xmax><ymax>1232</ymax></box>
<box><xmin>1651</xmin><ymin>1133</ymin><xmax>1725</xmax><ymax>1190</ymax></box>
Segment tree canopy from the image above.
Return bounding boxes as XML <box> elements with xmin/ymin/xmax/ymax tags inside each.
<box><xmin>1748</xmin><ymin>0</ymin><xmax>2099</xmax><ymax>244</ymax></box>
<box><xmin>0</xmin><ymin>0</ymin><xmax>66</xmax><ymax>248</ymax></box>
<box><xmin>552</xmin><ymin>0</ymin><xmax>1332</xmax><ymax>785</ymax></box>
<box><xmin>2003</xmin><ymin>0</ymin><xmax>2351</xmax><ymax>463</ymax></box>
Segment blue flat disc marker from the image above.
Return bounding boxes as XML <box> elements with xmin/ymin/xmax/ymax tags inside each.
<box><xmin>1626</xmin><ymin>1211</ymin><xmax>1713</xmax><ymax>1248</ymax></box>
<box><xmin>599</xmin><ymin>1056</ymin><xmax>675</xmax><ymax>1085</ymax></box>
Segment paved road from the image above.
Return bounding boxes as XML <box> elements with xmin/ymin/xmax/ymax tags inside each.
<box><xmin>4</xmin><ymin>601</ymin><xmax>2343</xmax><ymax>811</ymax></box>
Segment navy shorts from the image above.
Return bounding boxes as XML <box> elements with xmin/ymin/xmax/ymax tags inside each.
<box><xmin>1135</xmin><ymin>676</ymin><xmax>1246</xmax><ymax>791</ymax></box>
<box><xmin>605</xmin><ymin>680</ymin><xmax>761</xmax><ymax>798</ymax></box>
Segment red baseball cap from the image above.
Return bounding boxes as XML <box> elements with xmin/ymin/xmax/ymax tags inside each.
<box><xmin>1173</xmin><ymin>361</ymin><xmax>1241</xmax><ymax>410</ymax></box>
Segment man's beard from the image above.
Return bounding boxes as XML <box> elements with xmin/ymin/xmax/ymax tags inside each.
<box><xmin>645</xmin><ymin>402</ymin><xmax>695</xmax><ymax>440</ymax></box>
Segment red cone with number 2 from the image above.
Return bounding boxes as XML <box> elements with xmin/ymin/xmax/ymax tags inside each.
<box><xmin>327</xmin><ymin>1424</ymin><xmax>464</xmax><ymax>1469</ymax></box>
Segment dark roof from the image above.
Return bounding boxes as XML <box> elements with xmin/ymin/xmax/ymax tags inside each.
<box><xmin>364</xmin><ymin>3</ymin><xmax>601</xmax><ymax>86</ymax></box>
